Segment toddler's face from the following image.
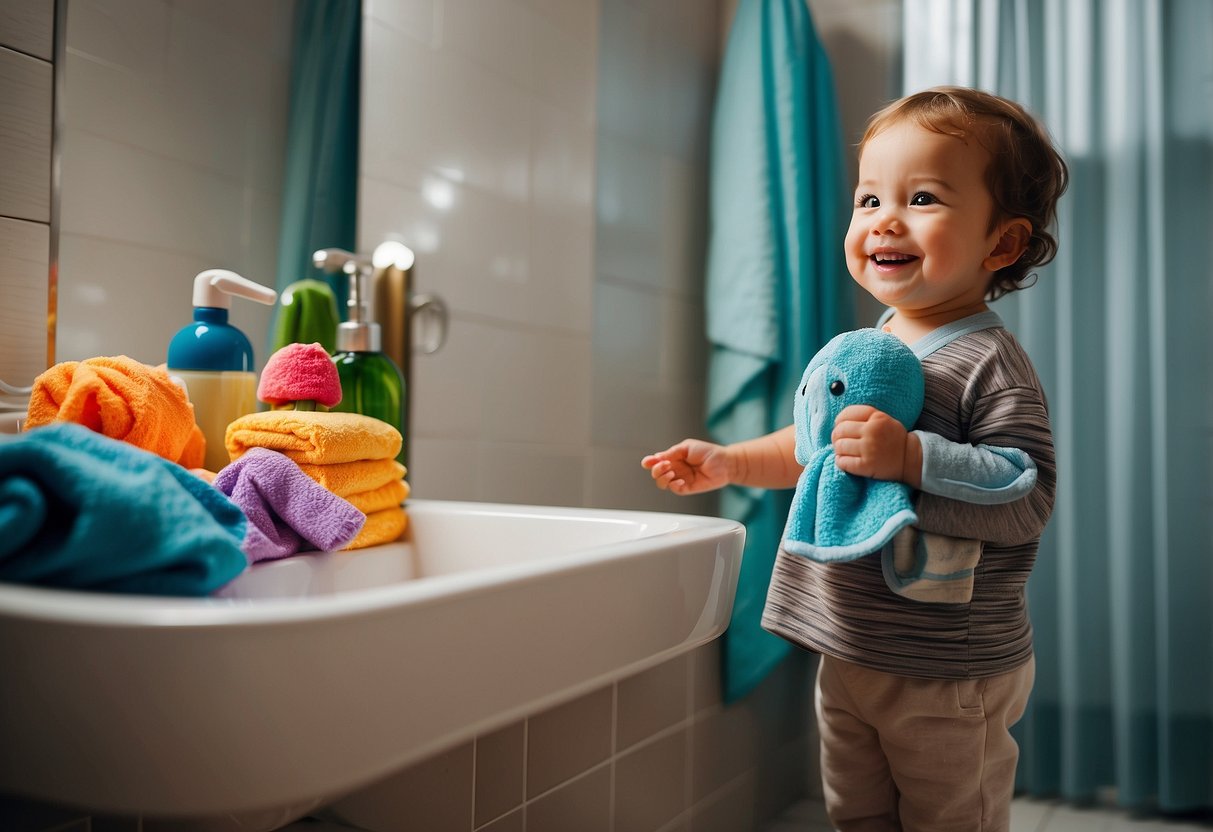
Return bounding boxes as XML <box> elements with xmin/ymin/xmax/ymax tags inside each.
<box><xmin>844</xmin><ymin>121</ymin><xmax>1006</xmax><ymax>316</ymax></box>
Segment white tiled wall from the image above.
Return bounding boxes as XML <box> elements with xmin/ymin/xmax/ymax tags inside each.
<box><xmin>55</xmin><ymin>0</ymin><xmax>294</xmax><ymax>367</ymax></box>
<box><xmin>362</xmin><ymin>0</ymin><xmax>718</xmax><ymax>516</ymax></box>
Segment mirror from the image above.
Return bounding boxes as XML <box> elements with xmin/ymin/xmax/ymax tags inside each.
<box><xmin>55</xmin><ymin>0</ymin><xmax>296</xmax><ymax>368</ymax></box>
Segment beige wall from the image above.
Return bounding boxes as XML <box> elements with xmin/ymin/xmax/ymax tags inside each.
<box><xmin>0</xmin><ymin>0</ymin><xmax>54</xmax><ymax>409</ymax></box>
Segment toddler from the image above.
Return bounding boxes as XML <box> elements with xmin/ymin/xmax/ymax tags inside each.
<box><xmin>642</xmin><ymin>86</ymin><xmax>1067</xmax><ymax>832</ymax></box>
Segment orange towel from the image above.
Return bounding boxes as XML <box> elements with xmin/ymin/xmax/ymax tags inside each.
<box><xmin>226</xmin><ymin>410</ymin><xmax>401</xmax><ymax>466</ymax></box>
<box><xmin>345</xmin><ymin>506</ymin><xmax>408</xmax><ymax>550</ymax></box>
<box><xmin>345</xmin><ymin>478</ymin><xmax>410</xmax><ymax>515</ymax></box>
<box><xmin>294</xmin><ymin>458</ymin><xmax>407</xmax><ymax>497</ymax></box>
<box><xmin>25</xmin><ymin>356</ymin><xmax>206</xmax><ymax>468</ymax></box>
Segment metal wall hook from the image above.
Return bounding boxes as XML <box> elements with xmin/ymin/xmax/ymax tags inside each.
<box><xmin>410</xmin><ymin>293</ymin><xmax>448</xmax><ymax>356</ymax></box>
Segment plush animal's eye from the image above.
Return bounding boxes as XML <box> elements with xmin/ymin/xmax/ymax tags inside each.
<box><xmin>801</xmin><ymin>383</ymin><xmax>807</xmax><ymax>396</ymax></box>
<box><xmin>829</xmin><ymin>380</ymin><xmax>845</xmax><ymax>396</ymax></box>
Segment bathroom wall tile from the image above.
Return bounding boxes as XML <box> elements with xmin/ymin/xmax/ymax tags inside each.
<box><xmin>594</xmin><ymin>132</ymin><xmax>662</xmax><ymax>289</ymax></box>
<box><xmin>0</xmin><ymin>217</ymin><xmax>49</xmax><ymax>396</ymax></box>
<box><xmin>442</xmin><ymin>0</ymin><xmax>534</xmax><ymax>93</ymax></box>
<box><xmin>56</xmin><ymin>233</ymin><xmax>211</xmax><ymax>364</ymax></box>
<box><xmin>475</xmin><ymin>720</ymin><xmax>525</xmax><ymax>828</ymax></box>
<box><xmin>480</xmin><ymin>326</ymin><xmax>591</xmax><ymax>448</ymax></box>
<box><xmin>658</xmin><ymin>293</ymin><xmax>707</xmax><ymax>386</ymax></box>
<box><xmin>746</xmin><ymin>651</ymin><xmax>814</xmax><ymax>758</ymax></box>
<box><xmin>476</xmin><ymin>807</ymin><xmax>523</xmax><ymax>832</ymax></box>
<box><xmin>592</xmin><ymin>278</ymin><xmax>663</xmax><ymax>384</ymax></box>
<box><xmin>66</xmin><ymin>0</ymin><xmax>169</xmax><ymax>81</ymax></box>
<box><xmin>407</xmin><ymin>436</ymin><xmax>480</xmax><ymax>500</ymax></box>
<box><xmin>526</xmin><ymin>686</ymin><xmax>612</xmax><ymax>798</ymax></box>
<box><xmin>409</xmin><ymin>311</ymin><xmax>494</xmax><ymax>440</ymax></box>
<box><xmin>655</xmin><ymin>157</ymin><xmax>709</xmax><ymax>301</ymax></box>
<box><xmin>0</xmin><ymin>45</ymin><xmax>52</xmax><ymax>223</ymax></box>
<box><xmin>689</xmin><ymin>640</ymin><xmax>723</xmax><ymax>715</ymax></box>
<box><xmin>364</xmin><ymin>0</ymin><xmax>439</xmax><ymax>47</ymax></box>
<box><xmin>688</xmin><ymin>773</ymin><xmax>756</xmax><ymax>832</ymax></box>
<box><xmin>520</xmin><ymin>0</ymin><xmax>598</xmax><ymax>48</ymax></box>
<box><xmin>617</xmin><ymin>654</ymin><xmax>689</xmax><ymax>751</ymax></box>
<box><xmin>163</xmin><ymin>4</ymin><xmax>293</xmax><ymax>190</ymax></box>
<box><xmin>0</xmin><ymin>0</ymin><xmax>54</xmax><ymax>60</ymax></box>
<box><xmin>170</xmin><ymin>0</ymin><xmax>294</xmax><ymax>62</ymax></box>
<box><xmin>325</xmin><ymin>741</ymin><xmax>474</xmax><ymax>832</ymax></box>
<box><xmin>477</xmin><ymin>441</ymin><xmax>587</xmax><ymax>507</ymax></box>
<box><xmin>525</xmin><ymin>765</ymin><xmax>611</xmax><ymax>832</ymax></box>
<box><xmin>59</xmin><ymin>130</ymin><xmax>247</xmax><ymax>264</ymax></box>
<box><xmin>361</xmin><ymin>21</ymin><xmax>445</xmax><ymax>180</ymax></box>
<box><xmin>531</xmin><ymin>12</ymin><xmax>597</xmax><ymax>121</ymax></box>
<box><xmin>614</xmin><ymin>731</ymin><xmax>688</xmax><ymax>832</ymax></box>
<box><xmin>596</xmin><ymin>0</ymin><xmax>654</xmax><ymax>143</ymax></box>
<box><xmin>691</xmin><ymin>705</ymin><xmax>757</xmax><ymax>803</ymax></box>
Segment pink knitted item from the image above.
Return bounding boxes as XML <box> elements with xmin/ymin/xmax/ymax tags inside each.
<box><xmin>258</xmin><ymin>342</ymin><xmax>342</xmax><ymax>407</ymax></box>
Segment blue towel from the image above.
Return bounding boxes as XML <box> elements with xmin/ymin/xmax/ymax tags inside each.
<box><xmin>706</xmin><ymin>0</ymin><xmax>852</xmax><ymax>702</ymax></box>
<box><xmin>782</xmin><ymin>329</ymin><xmax>923</xmax><ymax>560</ymax></box>
<box><xmin>0</xmin><ymin>423</ymin><xmax>247</xmax><ymax>595</ymax></box>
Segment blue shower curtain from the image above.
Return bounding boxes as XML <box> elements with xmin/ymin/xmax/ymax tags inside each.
<box><xmin>272</xmin><ymin>0</ymin><xmax>362</xmax><ymax>339</ymax></box>
<box><xmin>905</xmin><ymin>0</ymin><xmax>1213</xmax><ymax>813</ymax></box>
<box><xmin>707</xmin><ymin>0</ymin><xmax>852</xmax><ymax>703</ymax></box>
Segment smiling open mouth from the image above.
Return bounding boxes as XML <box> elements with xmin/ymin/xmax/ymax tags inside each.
<box><xmin>871</xmin><ymin>253</ymin><xmax>919</xmax><ymax>265</ymax></box>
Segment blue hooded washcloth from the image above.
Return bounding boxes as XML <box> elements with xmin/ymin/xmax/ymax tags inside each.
<box><xmin>0</xmin><ymin>423</ymin><xmax>248</xmax><ymax>595</ymax></box>
<box><xmin>782</xmin><ymin>329</ymin><xmax>923</xmax><ymax>561</ymax></box>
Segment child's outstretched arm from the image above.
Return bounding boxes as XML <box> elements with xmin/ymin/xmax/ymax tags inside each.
<box><xmin>642</xmin><ymin>425</ymin><xmax>800</xmax><ymax>495</ymax></box>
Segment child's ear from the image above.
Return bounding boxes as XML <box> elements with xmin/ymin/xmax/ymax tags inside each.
<box><xmin>984</xmin><ymin>219</ymin><xmax>1032</xmax><ymax>271</ymax></box>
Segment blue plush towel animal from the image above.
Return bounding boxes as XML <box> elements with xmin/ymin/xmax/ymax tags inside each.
<box><xmin>782</xmin><ymin>329</ymin><xmax>924</xmax><ymax>561</ymax></box>
<box><xmin>0</xmin><ymin>423</ymin><xmax>247</xmax><ymax>595</ymax></box>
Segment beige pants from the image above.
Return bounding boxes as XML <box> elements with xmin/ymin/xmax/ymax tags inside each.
<box><xmin>815</xmin><ymin>654</ymin><xmax>1035</xmax><ymax>832</ymax></box>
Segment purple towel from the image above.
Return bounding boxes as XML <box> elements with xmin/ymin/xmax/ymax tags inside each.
<box><xmin>214</xmin><ymin>447</ymin><xmax>365</xmax><ymax>563</ymax></box>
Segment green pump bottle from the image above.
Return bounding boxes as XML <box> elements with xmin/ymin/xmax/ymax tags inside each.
<box><xmin>329</xmin><ymin>262</ymin><xmax>406</xmax><ymax>466</ymax></box>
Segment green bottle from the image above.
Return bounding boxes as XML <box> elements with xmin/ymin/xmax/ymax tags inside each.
<box><xmin>329</xmin><ymin>265</ymin><xmax>407</xmax><ymax>467</ymax></box>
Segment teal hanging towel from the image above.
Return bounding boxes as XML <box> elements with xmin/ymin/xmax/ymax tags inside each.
<box><xmin>271</xmin><ymin>0</ymin><xmax>362</xmax><ymax>354</ymax></box>
<box><xmin>706</xmin><ymin>0</ymin><xmax>852</xmax><ymax>703</ymax></box>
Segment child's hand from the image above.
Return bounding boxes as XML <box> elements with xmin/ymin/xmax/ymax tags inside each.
<box><xmin>642</xmin><ymin>439</ymin><xmax>733</xmax><ymax>495</ymax></box>
<box><xmin>831</xmin><ymin>405</ymin><xmax>922</xmax><ymax>487</ymax></box>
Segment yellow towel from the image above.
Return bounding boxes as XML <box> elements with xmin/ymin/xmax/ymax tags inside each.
<box><xmin>345</xmin><ymin>479</ymin><xmax>410</xmax><ymax>515</ymax></box>
<box><xmin>226</xmin><ymin>410</ymin><xmax>401</xmax><ymax>466</ymax></box>
<box><xmin>25</xmin><ymin>355</ymin><xmax>206</xmax><ymax>468</ymax></box>
<box><xmin>346</xmin><ymin>506</ymin><xmax>408</xmax><ymax>550</ymax></box>
<box><xmin>294</xmin><ymin>458</ymin><xmax>407</xmax><ymax>497</ymax></box>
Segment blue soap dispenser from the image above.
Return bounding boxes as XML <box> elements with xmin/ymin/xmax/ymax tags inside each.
<box><xmin>168</xmin><ymin>269</ymin><xmax>278</xmax><ymax>471</ymax></box>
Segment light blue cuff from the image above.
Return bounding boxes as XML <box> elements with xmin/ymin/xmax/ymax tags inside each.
<box><xmin>913</xmin><ymin>430</ymin><xmax>1037</xmax><ymax>505</ymax></box>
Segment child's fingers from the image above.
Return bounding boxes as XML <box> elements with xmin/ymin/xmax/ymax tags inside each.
<box><xmin>834</xmin><ymin>404</ymin><xmax>877</xmax><ymax>425</ymax></box>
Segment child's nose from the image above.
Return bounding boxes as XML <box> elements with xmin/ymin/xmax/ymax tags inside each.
<box><xmin>870</xmin><ymin>206</ymin><xmax>904</xmax><ymax>235</ymax></box>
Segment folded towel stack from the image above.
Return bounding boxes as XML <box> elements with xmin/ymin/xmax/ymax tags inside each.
<box><xmin>25</xmin><ymin>355</ymin><xmax>207</xmax><ymax>468</ymax></box>
<box><xmin>225</xmin><ymin>410</ymin><xmax>408</xmax><ymax>549</ymax></box>
<box><xmin>215</xmin><ymin>448</ymin><xmax>366</xmax><ymax>563</ymax></box>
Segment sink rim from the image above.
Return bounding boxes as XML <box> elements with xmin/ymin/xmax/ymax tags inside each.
<box><xmin>0</xmin><ymin>498</ymin><xmax>743</xmax><ymax>627</ymax></box>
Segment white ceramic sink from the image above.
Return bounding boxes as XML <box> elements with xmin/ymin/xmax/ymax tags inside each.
<box><xmin>0</xmin><ymin>499</ymin><xmax>743</xmax><ymax>820</ymax></box>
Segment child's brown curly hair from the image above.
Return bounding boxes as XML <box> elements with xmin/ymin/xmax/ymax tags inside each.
<box><xmin>859</xmin><ymin>87</ymin><xmax>1070</xmax><ymax>300</ymax></box>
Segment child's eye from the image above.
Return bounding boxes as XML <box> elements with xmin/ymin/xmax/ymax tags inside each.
<box><xmin>910</xmin><ymin>192</ymin><xmax>937</xmax><ymax>206</ymax></box>
<box><xmin>856</xmin><ymin>194</ymin><xmax>879</xmax><ymax>209</ymax></box>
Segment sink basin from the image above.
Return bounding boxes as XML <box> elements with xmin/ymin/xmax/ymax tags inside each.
<box><xmin>0</xmin><ymin>499</ymin><xmax>743</xmax><ymax>819</ymax></box>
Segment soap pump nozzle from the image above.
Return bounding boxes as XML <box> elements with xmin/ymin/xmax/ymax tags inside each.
<box><xmin>312</xmin><ymin>248</ymin><xmax>381</xmax><ymax>352</ymax></box>
<box><xmin>192</xmin><ymin>269</ymin><xmax>278</xmax><ymax>309</ymax></box>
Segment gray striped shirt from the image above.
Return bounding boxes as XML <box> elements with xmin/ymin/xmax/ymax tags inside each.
<box><xmin>761</xmin><ymin>319</ymin><xmax>1056</xmax><ymax>679</ymax></box>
